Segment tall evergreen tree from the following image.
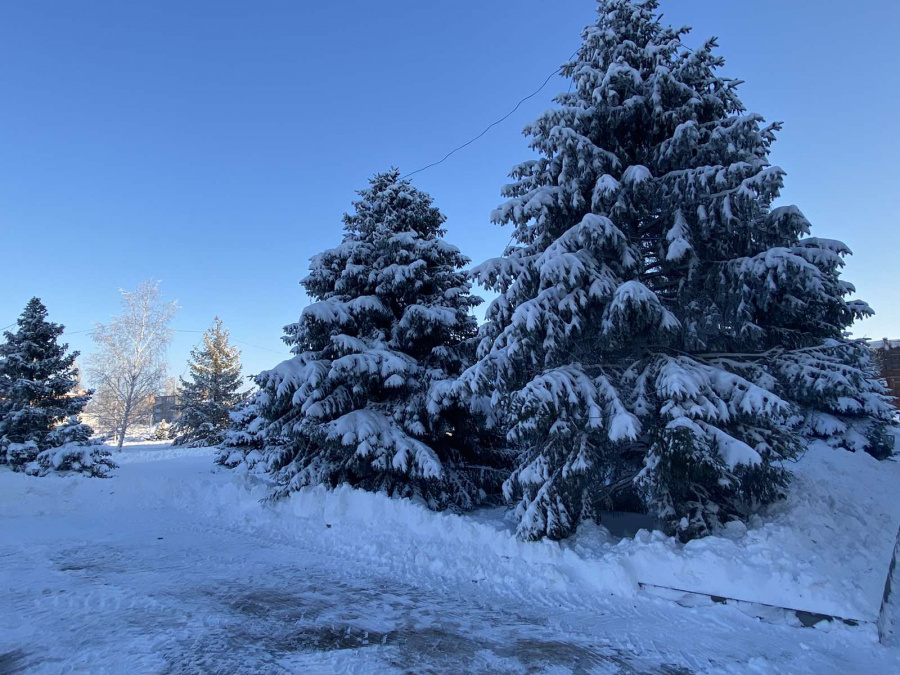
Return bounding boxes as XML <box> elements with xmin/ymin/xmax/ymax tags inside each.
<box><xmin>460</xmin><ymin>0</ymin><xmax>893</xmax><ymax>541</ymax></box>
<box><xmin>0</xmin><ymin>298</ymin><xmax>115</xmax><ymax>477</ymax></box>
<box><xmin>254</xmin><ymin>169</ymin><xmax>501</xmax><ymax>509</ymax></box>
<box><xmin>174</xmin><ymin>317</ymin><xmax>244</xmax><ymax>447</ymax></box>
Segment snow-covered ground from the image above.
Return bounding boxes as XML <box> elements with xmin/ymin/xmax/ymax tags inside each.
<box><xmin>1</xmin><ymin>443</ymin><xmax>899</xmax><ymax>674</ymax></box>
<box><xmin>580</xmin><ymin>441</ymin><xmax>900</xmax><ymax>622</ymax></box>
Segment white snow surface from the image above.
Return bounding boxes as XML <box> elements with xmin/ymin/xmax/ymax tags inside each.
<box><xmin>580</xmin><ymin>441</ymin><xmax>900</xmax><ymax>622</ymax></box>
<box><xmin>1</xmin><ymin>442</ymin><xmax>898</xmax><ymax>673</ymax></box>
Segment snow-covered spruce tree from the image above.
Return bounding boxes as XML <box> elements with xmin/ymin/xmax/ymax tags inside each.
<box><xmin>0</xmin><ymin>298</ymin><xmax>115</xmax><ymax>477</ymax></box>
<box><xmin>461</xmin><ymin>0</ymin><xmax>893</xmax><ymax>542</ymax></box>
<box><xmin>256</xmin><ymin>169</ymin><xmax>500</xmax><ymax>509</ymax></box>
<box><xmin>214</xmin><ymin>390</ymin><xmax>267</xmax><ymax>472</ymax></box>
<box><xmin>174</xmin><ymin>317</ymin><xmax>243</xmax><ymax>447</ymax></box>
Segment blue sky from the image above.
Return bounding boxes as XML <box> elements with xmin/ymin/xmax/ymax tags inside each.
<box><xmin>1</xmin><ymin>0</ymin><xmax>897</xmax><ymax>380</ymax></box>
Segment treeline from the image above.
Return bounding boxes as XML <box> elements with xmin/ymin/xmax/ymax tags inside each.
<box><xmin>0</xmin><ymin>282</ymin><xmax>246</xmax><ymax>469</ymax></box>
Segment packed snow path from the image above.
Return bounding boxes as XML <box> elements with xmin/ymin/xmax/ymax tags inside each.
<box><xmin>1</xmin><ymin>447</ymin><xmax>898</xmax><ymax>674</ymax></box>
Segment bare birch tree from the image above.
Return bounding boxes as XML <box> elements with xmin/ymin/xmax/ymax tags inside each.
<box><xmin>87</xmin><ymin>280</ymin><xmax>177</xmax><ymax>450</ymax></box>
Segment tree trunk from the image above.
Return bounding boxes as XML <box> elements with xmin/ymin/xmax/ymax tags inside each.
<box><xmin>117</xmin><ymin>392</ymin><xmax>134</xmax><ymax>452</ymax></box>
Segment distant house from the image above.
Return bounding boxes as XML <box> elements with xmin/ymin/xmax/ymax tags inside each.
<box><xmin>152</xmin><ymin>395</ymin><xmax>181</xmax><ymax>424</ymax></box>
<box><xmin>871</xmin><ymin>339</ymin><xmax>900</xmax><ymax>404</ymax></box>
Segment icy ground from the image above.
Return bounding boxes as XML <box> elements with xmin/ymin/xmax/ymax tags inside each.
<box><xmin>1</xmin><ymin>446</ymin><xmax>898</xmax><ymax>674</ymax></box>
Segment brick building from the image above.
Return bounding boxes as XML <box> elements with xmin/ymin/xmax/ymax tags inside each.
<box><xmin>871</xmin><ymin>339</ymin><xmax>900</xmax><ymax>403</ymax></box>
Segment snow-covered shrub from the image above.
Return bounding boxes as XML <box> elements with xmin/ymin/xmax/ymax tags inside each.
<box><xmin>456</xmin><ymin>0</ymin><xmax>893</xmax><ymax>542</ymax></box>
<box><xmin>33</xmin><ymin>418</ymin><xmax>113</xmax><ymax>477</ymax></box>
<box><xmin>4</xmin><ymin>441</ymin><xmax>39</xmax><ymax>470</ymax></box>
<box><xmin>0</xmin><ymin>298</ymin><xmax>115</xmax><ymax>477</ymax></box>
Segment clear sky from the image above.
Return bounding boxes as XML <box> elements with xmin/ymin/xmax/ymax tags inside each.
<box><xmin>2</xmin><ymin>0</ymin><xmax>897</xmax><ymax>381</ymax></box>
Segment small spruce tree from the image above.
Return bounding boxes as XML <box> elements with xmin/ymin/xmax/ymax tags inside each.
<box><xmin>174</xmin><ymin>317</ymin><xmax>243</xmax><ymax>447</ymax></box>
<box><xmin>0</xmin><ymin>298</ymin><xmax>115</xmax><ymax>477</ymax></box>
<box><xmin>154</xmin><ymin>419</ymin><xmax>174</xmax><ymax>441</ymax></box>
<box><xmin>461</xmin><ymin>0</ymin><xmax>893</xmax><ymax>542</ymax></box>
<box><xmin>255</xmin><ymin>169</ymin><xmax>500</xmax><ymax>509</ymax></box>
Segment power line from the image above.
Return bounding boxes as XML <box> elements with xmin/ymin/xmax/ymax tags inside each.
<box><xmin>171</xmin><ymin>329</ymin><xmax>289</xmax><ymax>355</ymax></box>
<box><xmin>179</xmin><ymin>333</ymin><xmax>206</xmax><ymax>378</ymax></box>
<box><xmin>233</xmin><ymin>339</ymin><xmax>288</xmax><ymax>355</ymax></box>
<box><xmin>401</xmin><ymin>37</ymin><xmax>703</xmax><ymax>182</ymax></box>
<box><xmin>7</xmin><ymin>50</ymin><xmax>584</xmax><ymax>349</ymax></box>
<box><xmin>62</xmin><ymin>324</ymin><xmax>289</xmax><ymax>355</ymax></box>
<box><xmin>402</xmin><ymin>50</ymin><xmax>578</xmax><ymax>180</ymax></box>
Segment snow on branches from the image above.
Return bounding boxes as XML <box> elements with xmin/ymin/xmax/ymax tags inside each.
<box><xmin>0</xmin><ymin>298</ymin><xmax>115</xmax><ymax>477</ymax></box>
<box><xmin>253</xmin><ymin>170</ymin><xmax>501</xmax><ymax>510</ymax></box>
<box><xmin>457</xmin><ymin>0</ymin><xmax>893</xmax><ymax>541</ymax></box>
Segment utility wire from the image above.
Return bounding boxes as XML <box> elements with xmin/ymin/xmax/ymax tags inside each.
<box><xmin>179</xmin><ymin>333</ymin><xmax>206</xmax><ymax>379</ymax></box>
<box><xmin>22</xmin><ymin>53</ymin><xmax>578</xmax><ymax>341</ymax></box>
<box><xmin>402</xmin><ymin>50</ymin><xmax>578</xmax><ymax>180</ymax></box>
<box><xmin>233</xmin><ymin>339</ymin><xmax>287</xmax><ymax>355</ymax></box>
<box><xmin>62</xmin><ymin>324</ymin><xmax>289</xmax><ymax>355</ymax></box>
<box><xmin>4</xmin><ymin>47</ymin><xmax>629</xmax><ymax>350</ymax></box>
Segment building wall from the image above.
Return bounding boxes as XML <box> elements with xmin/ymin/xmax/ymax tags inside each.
<box><xmin>152</xmin><ymin>395</ymin><xmax>181</xmax><ymax>424</ymax></box>
<box><xmin>872</xmin><ymin>340</ymin><xmax>900</xmax><ymax>404</ymax></box>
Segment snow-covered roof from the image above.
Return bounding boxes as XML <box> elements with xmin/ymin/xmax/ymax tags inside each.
<box><xmin>869</xmin><ymin>339</ymin><xmax>900</xmax><ymax>350</ymax></box>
